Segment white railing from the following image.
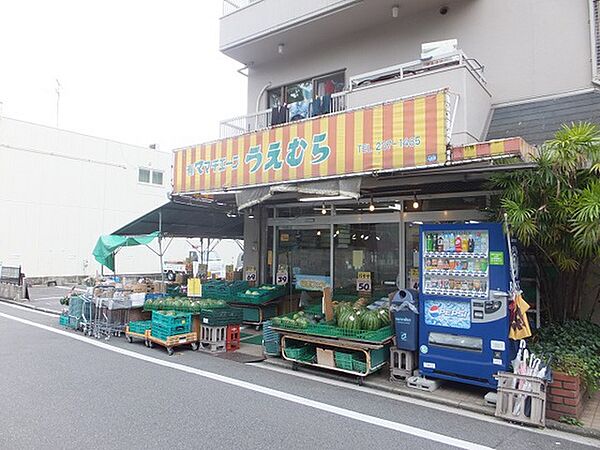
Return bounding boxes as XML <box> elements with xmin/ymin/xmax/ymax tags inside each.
<box><xmin>349</xmin><ymin>50</ymin><xmax>486</xmax><ymax>89</ymax></box>
<box><xmin>222</xmin><ymin>0</ymin><xmax>259</xmax><ymax>16</ymax></box>
<box><xmin>219</xmin><ymin>91</ymin><xmax>348</xmax><ymax>139</ymax></box>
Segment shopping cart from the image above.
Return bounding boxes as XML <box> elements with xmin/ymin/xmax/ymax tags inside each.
<box><xmin>89</xmin><ymin>286</ymin><xmax>131</xmax><ymax>340</ymax></box>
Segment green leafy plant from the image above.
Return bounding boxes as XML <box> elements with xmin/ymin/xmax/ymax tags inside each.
<box><xmin>489</xmin><ymin>123</ymin><xmax>600</xmax><ymax>321</ymax></box>
<box><xmin>531</xmin><ymin>320</ymin><xmax>600</xmax><ymax>393</ymax></box>
<box><xmin>559</xmin><ymin>416</ymin><xmax>584</xmax><ymax>427</ymax></box>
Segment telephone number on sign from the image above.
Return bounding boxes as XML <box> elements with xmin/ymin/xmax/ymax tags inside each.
<box><xmin>357</xmin><ymin>137</ymin><xmax>422</xmax><ymax>153</ymax></box>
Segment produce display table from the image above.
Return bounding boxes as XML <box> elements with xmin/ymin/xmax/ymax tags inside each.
<box><xmin>274</xmin><ymin>329</ymin><xmax>392</xmax><ymax>384</ymax></box>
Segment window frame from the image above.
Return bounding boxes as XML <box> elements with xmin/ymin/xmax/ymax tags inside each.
<box><xmin>590</xmin><ymin>0</ymin><xmax>600</xmax><ymax>82</ymax></box>
<box><xmin>138</xmin><ymin>167</ymin><xmax>164</xmax><ymax>186</ymax></box>
<box><xmin>266</xmin><ymin>70</ymin><xmax>346</xmax><ymax>109</ymax></box>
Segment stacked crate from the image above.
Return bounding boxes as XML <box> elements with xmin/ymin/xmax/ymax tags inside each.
<box><xmin>262</xmin><ymin>320</ymin><xmax>281</xmax><ymax>356</ymax></box>
<box><xmin>151</xmin><ymin>311</ymin><xmax>192</xmax><ymax>340</ymax></box>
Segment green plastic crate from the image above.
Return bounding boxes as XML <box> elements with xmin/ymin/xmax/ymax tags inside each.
<box><xmin>59</xmin><ymin>314</ymin><xmax>69</xmax><ymax>327</ymax></box>
<box><xmin>263</xmin><ymin>340</ymin><xmax>280</xmax><ymax>356</ymax></box>
<box><xmin>128</xmin><ymin>320</ymin><xmax>152</xmax><ymax>334</ymax></box>
<box><xmin>284</xmin><ymin>343</ymin><xmax>316</xmax><ymax>362</ymax></box>
<box><xmin>271</xmin><ymin>313</ymin><xmax>393</xmax><ymax>343</ymax></box>
<box><xmin>200</xmin><ymin>307</ymin><xmax>243</xmax><ymax>326</ymax></box>
<box><xmin>241</xmin><ymin>304</ymin><xmax>278</xmax><ymax>323</ymax></box>
<box><xmin>152</xmin><ymin>311</ymin><xmax>192</xmax><ymax>329</ymax></box>
<box><xmin>352</xmin><ymin>345</ymin><xmax>389</xmax><ymax>373</ymax></box>
<box><xmin>334</xmin><ymin>351</ymin><xmax>355</xmax><ymax>370</ymax></box>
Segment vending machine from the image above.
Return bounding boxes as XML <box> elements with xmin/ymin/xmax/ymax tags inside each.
<box><xmin>418</xmin><ymin>223</ymin><xmax>512</xmax><ymax>388</ymax></box>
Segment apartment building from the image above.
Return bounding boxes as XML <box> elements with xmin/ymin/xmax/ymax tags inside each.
<box><xmin>171</xmin><ymin>0</ymin><xmax>600</xmax><ymax>291</ymax></box>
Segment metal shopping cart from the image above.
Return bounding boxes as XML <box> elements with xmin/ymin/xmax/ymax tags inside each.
<box><xmin>89</xmin><ymin>286</ymin><xmax>131</xmax><ymax>340</ymax></box>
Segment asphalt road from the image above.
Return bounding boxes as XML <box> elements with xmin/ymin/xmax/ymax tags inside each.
<box><xmin>0</xmin><ymin>302</ymin><xmax>597</xmax><ymax>450</ymax></box>
<box><xmin>25</xmin><ymin>285</ymin><xmax>86</xmax><ymax>312</ymax></box>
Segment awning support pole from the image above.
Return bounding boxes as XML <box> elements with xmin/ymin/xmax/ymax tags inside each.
<box><xmin>159</xmin><ymin>210</ymin><xmax>165</xmax><ymax>284</ymax></box>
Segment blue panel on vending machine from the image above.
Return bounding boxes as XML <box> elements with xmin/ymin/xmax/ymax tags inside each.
<box><xmin>418</xmin><ymin>223</ymin><xmax>513</xmax><ymax>388</ymax></box>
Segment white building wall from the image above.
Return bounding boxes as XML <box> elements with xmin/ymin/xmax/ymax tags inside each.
<box><xmin>246</xmin><ymin>0</ymin><xmax>592</xmax><ymax>113</ymax></box>
<box><xmin>0</xmin><ymin>117</ymin><xmax>190</xmax><ymax>277</ymax></box>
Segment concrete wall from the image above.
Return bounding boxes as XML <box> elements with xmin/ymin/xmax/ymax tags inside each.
<box><xmin>0</xmin><ymin>117</ymin><xmax>191</xmax><ymax>277</ymax></box>
<box><xmin>247</xmin><ymin>0</ymin><xmax>592</xmax><ymax>114</ymax></box>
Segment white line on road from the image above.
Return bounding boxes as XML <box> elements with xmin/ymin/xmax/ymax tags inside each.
<box><xmin>0</xmin><ymin>301</ymin><xmax>59</xmax><ymax>317</ymax></box>
<box><xmin>0</xmin><ymin>310</ymin><xmax>491</xmax><ymax>450</ymax></box>
<box><xmin>250</xmin><ymin>363</ymin><xmax>599</xmax><ymax>447</ymax></box>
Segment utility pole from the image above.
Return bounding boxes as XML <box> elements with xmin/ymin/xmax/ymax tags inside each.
<box><xmin>55</xmin><ymin>79</ymin><xmax>61</xmax><ymax>128</ymax></box>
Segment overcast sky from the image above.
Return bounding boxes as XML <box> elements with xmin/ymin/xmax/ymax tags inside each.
<box><xmin>0</xmin><ymin>0</ymin><xmax>247</xmax><ymax>151</ymax></box>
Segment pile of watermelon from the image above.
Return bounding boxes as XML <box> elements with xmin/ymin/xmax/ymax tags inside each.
<box><xmin>143</xmin><ymin>297</ymin><xmax>227</xmax><ymax>313</ymax></box>
<box><xmin>334</xmin><ymin>301</ymin><xmax>390</xmax><ymax>331</ymax></box>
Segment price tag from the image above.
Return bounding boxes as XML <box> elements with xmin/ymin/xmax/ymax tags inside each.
<box><xmin>276</xmin><ymin>264</ymin><xmax>288</xmax><ymax>285</ymax></box>
<box><xmin>245</xmin><ymin>266</ymin><xmax>257</xmax><ymax>282</ymax></box>
<box><xmin>356</xmin><ymin>271</ymin><xmax>372</xmax><ymax>293</ymax></box>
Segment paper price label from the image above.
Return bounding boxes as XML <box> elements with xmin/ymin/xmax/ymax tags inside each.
<box><xmin>276</xmin><ymin>271</ymin><xmax>289</xmax><ymax>285</ymax></box>
<box><xmin>356</xmin><ymin>272</ymin><xmax>372</xmax><ymax>293</ymax></box>
<box><xmin>245</xmin><ymin>266</ymin><xmax>257</xmax><ymax>282</ymax></box>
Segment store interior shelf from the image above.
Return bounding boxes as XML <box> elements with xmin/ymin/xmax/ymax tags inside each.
<box><xmin>425</xmin><ymin>270</ymin><xmax>488</xmax><ymax>278</ymax></box>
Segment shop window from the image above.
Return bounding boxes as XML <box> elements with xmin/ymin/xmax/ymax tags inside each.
<box><xmin>315</xmin><ymin>72</ymin><xmax>345</xmax><ymax>97</ymax></box>
<box><xmin>334</xmin><ymin>223</ymin><xmax>399</xmax><ymax>297</ymax></box>
<box><xmin>139</xmin><ymin>168</ymin><xmax>164</xmax><ymax>186</ymax></box>
<box><xmin>403</xmin><ymin>196</ymin><xmax>487</xmax><ymax>212</ymax></box>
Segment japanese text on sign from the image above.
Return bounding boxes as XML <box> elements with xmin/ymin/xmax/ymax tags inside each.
<box><xmin>187</xmin><ymin>133</ymin><xmax>331</xmax><ymax>177</ymax></box>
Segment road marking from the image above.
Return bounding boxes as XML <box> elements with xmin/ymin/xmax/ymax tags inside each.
<box><xmin>250</xmin><ymin>363</ymin><xmax>599</xmax><ymax>447</ymax></box>
<box><xmin>0</xmin><ymin>310</ymin><xmax>490</xmax><ymax>450</ymax></box>
<box><xmin>0</xmin><ymin>301</ymin><xmax>59</xmax><ymax>317</ymax></box>
<box><xmin>31</xmin><ymin>296</ymin><xmax>63</xmax><ymax>301</ymax></box>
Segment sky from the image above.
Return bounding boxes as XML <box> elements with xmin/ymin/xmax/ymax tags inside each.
<box><xmin>0</xmin><ymin>0</ymin><xmax>247</xmax><ymax>151</ymax></box>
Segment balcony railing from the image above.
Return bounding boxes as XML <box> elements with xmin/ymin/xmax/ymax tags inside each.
<box><xmin>349</xmin><ymin>50</ymin><xmax>485</xmax><ymax>90</ymax></box>
<box><xmin>218</xmin><ymin>50</ymin><xmax>484</xmax><ymax>139</ymax></box>
<box><xmin>222</xmin><ymin>0</ymin><xmax>258</xmax><ymax>17</ymax></box>
<box><xmin>219</xmin><ymin>91</ymin><xmax>347</xmax><ymax>139</ymax></box>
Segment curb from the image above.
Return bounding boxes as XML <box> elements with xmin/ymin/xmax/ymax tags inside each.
<box><xmin>0</xmin><ymin>297</ymin><xmax>62</xmax><ymax>316</ymax></box>
<box><xmin>262</xmin><ymin>357</ymin><xmax>600</xmax><ymax>441</ymax></box>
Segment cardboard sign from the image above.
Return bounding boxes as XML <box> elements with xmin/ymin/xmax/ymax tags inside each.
<box><xmin>356</xmin><ymin>271</ymin><xmax>372</xmax><ymax>293</ymax></box>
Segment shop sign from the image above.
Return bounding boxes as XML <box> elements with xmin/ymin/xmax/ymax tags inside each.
<box><xmin>275</xmin><ymin>265</ymin><xmax>289</xmax><ymax>286</ymax></box>
<box><xmin>356</xmin><ymin>272</ymin><xmax>372</xmax><ymax>293</ymax></box>
<box><xmin>173</xmin><ymin>91</ymin><xmax>449</xmax><ymax>194</ymax></box>
<box><xmin>280</xmin><ymin>233</ymin><xmax>289</xmax><ymax>242</ymax></box>
<box><xmin>245</xmin><ymin>266</ymin><xmax>257</xmax><ymax>282</ymax></box>
<box><xmin>295</xmin><ymin>274</ymin><xmax>331</xmax><ymax>291</ymax></box>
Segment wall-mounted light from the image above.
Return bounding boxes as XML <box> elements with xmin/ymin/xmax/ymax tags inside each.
<box><xmin>317</xmin><ymin>230</ymin><xmax>321</xmax><ymax>236</ymax></box>
<box><xmin>392</xmin><ymin>5</ymin><xmax>399</xmax><ymax>18</ymax></box>
<box><xmin>412</xmin><ymin>193</ymin><xmax>420</xmax><ymax>210</ymax></box>
<box><xmin>278</xmin><ymin>43</ymin><xmax>284</xmax><ymax>54</ymax></box>
<box><xmin>248</xmin><ymin>208</ymin><xmax>255</xmax><ymax>219</ymax></box>
<box><xmin>369</xmin><ymin>196</ymin><xmax>375</xmax><ymax>212</ymax></box>
<box><xmin>321</xmin><ymin>203</ymin><xmax>327</xmax><ymax>215</ymax></box>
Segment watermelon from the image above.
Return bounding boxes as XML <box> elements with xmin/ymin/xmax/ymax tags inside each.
<box><xmin>360</xmin><ymin>310</ymin><xmax>383</xmax><ymax>331</ymax></box>
<box><xmin>377</xmin><ymin>308</ymin><xmax>391</xmax><ymax>326</ymax></box>
<box><xmin>339</xmin><ymin>312</ymin><xmax>361</xmax><ymax>331</ymax></box>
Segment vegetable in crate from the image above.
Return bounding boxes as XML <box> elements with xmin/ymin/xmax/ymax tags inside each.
<box><xmin>145</xmin><ymin>298</ymin><xmax>154</xmax><ymax>309</ymax></box>
<box><xmin>338</xmin><ymin>311</ymin><xmax>361</xmax><ymax>330</ymax></box>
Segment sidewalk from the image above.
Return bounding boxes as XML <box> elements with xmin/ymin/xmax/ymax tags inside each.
<box><xmin>256</xmin><ymin>351</ymin><xmax>600</xmax><ymax>440</ymax></box>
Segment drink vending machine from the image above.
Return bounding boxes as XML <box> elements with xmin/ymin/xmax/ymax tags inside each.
<box><xmin>418</xmin><ymin>223</ymin><xmax>513</xmax><ymax>388</ymax></box>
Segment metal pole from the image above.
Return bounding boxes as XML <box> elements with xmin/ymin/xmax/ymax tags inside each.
<box><xmin>159</xmin><ymin>211</ymin><xmax>165</xmax><ymax>284</ymax></box>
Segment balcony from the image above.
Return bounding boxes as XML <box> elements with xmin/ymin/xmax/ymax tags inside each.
<box><xmin>219</xmin><ymin>50</ymin><xmax>491</xmax><ymax>146</ymax></box>
<box><xmin>220</xmin><ymin>0</ymin><xmax>453</xmax><ymax>65</ymax></box>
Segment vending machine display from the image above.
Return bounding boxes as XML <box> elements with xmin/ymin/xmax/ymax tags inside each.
<box><xmin>418</xmin><ymin>223</ymin><xmax>512</xmax><ymax>388</ymax></box>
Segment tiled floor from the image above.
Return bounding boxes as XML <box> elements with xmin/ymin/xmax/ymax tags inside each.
<box><xmin>581</xmin><ymin>391</ymin><xmax>600</xmax><ymax>430</ymax></box>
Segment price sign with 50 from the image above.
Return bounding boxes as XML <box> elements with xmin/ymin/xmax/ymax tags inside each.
<box><xmin>356</xmin><ymin>272</ymin><xmax>372</xmax><ymax>292</ymax></box>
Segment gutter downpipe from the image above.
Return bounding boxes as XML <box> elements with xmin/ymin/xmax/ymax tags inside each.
<box><xmin>256</xmin><ymin>82</ymin><xmax>272</xmax><ymax>114</ymax></box>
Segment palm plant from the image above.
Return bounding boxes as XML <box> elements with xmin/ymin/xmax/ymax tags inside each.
<box><xmin>490</xmin><ymin>123</ymin><xmax>600</xmax><ymax>322</ymax></box>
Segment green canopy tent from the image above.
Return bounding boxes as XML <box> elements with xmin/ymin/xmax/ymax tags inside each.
<box><xmin>93</xmin><ymin>231</ymin><xmax>160</xmax><ymax>273</ymax></box>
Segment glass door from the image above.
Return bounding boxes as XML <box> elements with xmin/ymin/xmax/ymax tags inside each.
<box><xmin>276</xmin><ymin>226</ymin><xmax>331</xmax><ymax>290</ymax></box>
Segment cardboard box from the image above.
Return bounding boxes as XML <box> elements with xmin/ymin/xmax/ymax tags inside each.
<box><xmin>316</xmin><ymin>348</ymin><xmax>335</xmax><ymax>367</ymax></box>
